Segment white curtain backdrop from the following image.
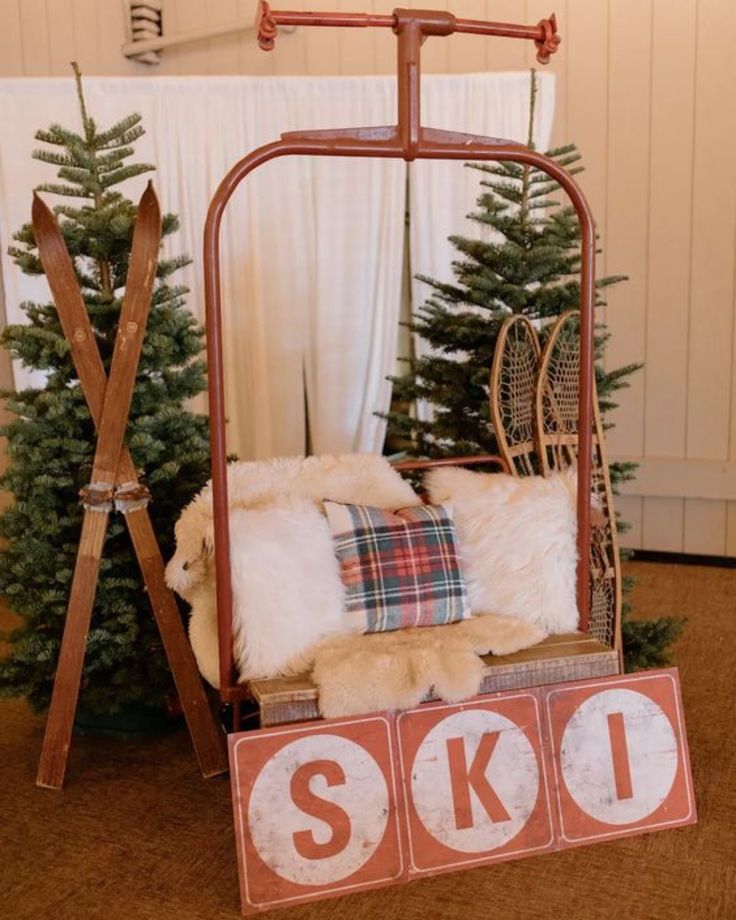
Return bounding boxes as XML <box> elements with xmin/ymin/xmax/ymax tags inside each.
<box><xmin>410</xmin><ymin>72</ymin><xmax>555</xmax><ymax>419</ymax></box>
<box><xmin>0</xmin><ymin>73</ymin><xmax>554</xmax><ymax>458</ymax></box>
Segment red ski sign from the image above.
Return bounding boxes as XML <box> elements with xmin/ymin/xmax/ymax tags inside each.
<box><xmin>229</xmin><ymin>669</ymin><xmax>695</xmax><ymax>914</ymax></box>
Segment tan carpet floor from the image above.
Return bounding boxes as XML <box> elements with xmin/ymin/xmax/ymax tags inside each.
<box><xmin>1</xmin><ymin>560</ymin><xmax>735</xmax><ymax>920</ymax></box>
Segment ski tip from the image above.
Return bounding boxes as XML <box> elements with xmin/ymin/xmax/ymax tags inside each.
<box><xmin>31</xmin><ymin>190</ymin><xmax>53</xmax><ymax>225</ymax></box>
<box><xmin>139</xmin><ymin>180</ymin><xmax>160</xmax><ymax>215</ymax></box>
<box><xmin>137</xmin><ymin>182</ymin><xmax>161</xmax><ymax>238</ymax></box>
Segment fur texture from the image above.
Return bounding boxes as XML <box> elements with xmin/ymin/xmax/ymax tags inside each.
<box><xmin>426</xmin><ymin>467</ymin><xmax>580</xmax><ymax>633</ymax></box>
<box><xmin>229</xmin><ymin>502</ymin><xmax>349</xmax><ymax>680</ymax></box>
<box><xmin>165</xmin><ymin>454</ymin><xmax>420</xmax><ymax>685</ymax></box>
<box><xmin>311</xmin><ymin>613</ymin><xmax>545</xmax><ymax>718</ymax></box>
<box><xmin>165</xmin><ymin>453</ymin><xmax>419</xmax><ymax>601</ymax></box>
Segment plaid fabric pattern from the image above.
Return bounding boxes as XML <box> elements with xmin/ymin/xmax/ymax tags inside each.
<box><xmin>323</xmin><ymin>501</ymin><xmax>469</xmax><ymax>632</ymax></box>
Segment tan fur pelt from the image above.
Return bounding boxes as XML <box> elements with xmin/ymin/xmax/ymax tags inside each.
<box><xmin>309</xmin><ymin>614</ymin><xmax>545</xmax><ymax>719</ymax></box>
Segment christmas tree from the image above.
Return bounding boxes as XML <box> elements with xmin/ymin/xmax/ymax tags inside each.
<box><xmin>387</xmin><ymin>72</ymin><xmax>682</xmax><ymax>669</ymax></box>
<box><xmin>0</xmin><ymin>65</ymin><xmax>210</xmax><ymax>715</ymax></box>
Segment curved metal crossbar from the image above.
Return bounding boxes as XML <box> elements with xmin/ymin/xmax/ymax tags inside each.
<box><xmin>202</xmin><ymin>6</ymin><xmax>597</xmax><ymax>702</ymax></box>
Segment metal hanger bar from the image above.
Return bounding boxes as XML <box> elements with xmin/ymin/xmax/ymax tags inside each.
<box><xmin>257</xmin><ymin>3</ymin><xmax>561</xmax><ymax>63</ymax></box>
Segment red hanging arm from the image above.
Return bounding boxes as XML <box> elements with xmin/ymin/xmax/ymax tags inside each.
<box><xmin>255</xmin><ymin>1</ymin><xmax>561</xmax><ymax>64</ymax></box>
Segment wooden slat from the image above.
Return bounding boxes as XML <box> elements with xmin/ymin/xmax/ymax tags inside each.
<box><xmin>0</xmin><ymin>0</ymin><xmax>25</xmax><ymax>74</ymax></box>
<box><xmin>616</xmin><ymin>495</ymin><xmax>643</xmax><ymax>551</ymax></box>
<box><xmin>565</xmin><ymin>0</ymin><xmax>608</xmax><ymax>270</ymax></box>
<box><xmin>687</xmin><ymin>0</ymin><xmax>736</xmax><ymax>463</ymax></box>
<box><xmin>642</xmin><ymin>497</ymin><xmax>685</xmax><ymax>554</ymax></box>
<box><xmin>206</xmin><ymin>0</ymin><xmax>240</xmax><ymax>75</ymax></box>
<box><xmin>726</xmin><ymin>503</ymin><xmax>736</xmax><ymax>556</ymax></box>
<box><xmin>95</xmin><ymin>0</ymin><xmax>140</xmax><ymax>76</ymax></box>
<box><xmin>618</xmin><ymin>456</ymin><xmax>736</xmax><ymax>502</ymax></box>
<box><xmin>19</xmin><ymin>0</ymin><xmax>51</xmax><ymax>74</ymax></box>
<box><xmin>683</xmin><ymin>499</ymin><xmax>727</xmax><ymax>556</ymax></box>
<box><xmin>46</xmin><ymin>0</ymin><xmax>76</xmax><ymax>75</ymax></box>
<box><xmin>251</xmin><ymin>632</ymin><xmax>619</xmax><ymax>728</ymax></box>
<box><xmin>636</xmin><ymin>0</ymin><xmax>698</xmax><ymax>555</ymax></box>
<box><xmin>169</xmin><ymin>0</ymin><xmax>210</xmax><ymax>73</ymax></box>
<box><xmin>71</xmin><ymin>0</ymin><xmax>101</xmax><ymax>73</ymax></box>
<box><xmin>644</xmin><ymin>0</ymin><xmax>696</xmax><ymax>462</ymax></box>
<box><xmin>604</xmin><ymin>0</ymin><xmax>651</xmax><ymax>463</ymax></box>
<box><xmin>486</xmin><ymin>633</ymin><xmax>608</xmax><ymax>664</ymax></box>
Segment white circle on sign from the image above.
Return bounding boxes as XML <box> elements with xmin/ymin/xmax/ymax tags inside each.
<box><xmin>248</xmin><ymin>733</ymin><xmax>389</xmax><ymax>886</ymax></box>
<box><xmin>410</xmin><ymin>709</ymin><xmax>539</xmax><ymax>853</ymax></box>
<box><xmin>559</xmin><ymin>688</ymin><xmax>678</xmax><ymax>826</ymax></box>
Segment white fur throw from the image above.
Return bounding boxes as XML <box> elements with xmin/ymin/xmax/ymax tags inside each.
<box><xmin>425</xmin><ymin>467</ymin><xmax>580</xmax><ymax>634</ymax></box>
<box><xmin>165</xmin><ymin>454</ymin><xmax>420</xmax><ymax>685</ymax></box>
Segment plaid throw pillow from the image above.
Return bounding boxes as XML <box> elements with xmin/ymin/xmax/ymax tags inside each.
<box><xmin>323</xmin><ymin>501</ymin><xmax>469</xmax><ymax>632</ymax></box>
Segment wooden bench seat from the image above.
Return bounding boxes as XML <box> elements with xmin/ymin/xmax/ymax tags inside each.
<box><xmin>249</xmin><ymin>632</ymin><xmax>620</xmax><ymax>728</ymax></box>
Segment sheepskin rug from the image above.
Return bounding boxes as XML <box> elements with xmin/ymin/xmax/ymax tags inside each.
<box><xmin>165</xmin><ymin>454</ymin><xmax>421</xmax><ymax>685</ymax></box>
<box><xmin>426</xmin><ymin>466</ymin><xmax>580</xmax><ymax>634</ymax></box>
<box><xmin>311</xmin><ymin>613</ymin><xmax>545</xmax><ymax>718</ymax></box>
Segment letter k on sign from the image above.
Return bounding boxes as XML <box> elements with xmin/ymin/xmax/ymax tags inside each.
<box><xmin>446</xmin><ymin>733</ymin><xmax>511</xmax><ymax>828</ymax></box>
<box><xmin>399</xmin><ymin>698</ymin><xmax>552</xmax><ymax>870</ymax></box>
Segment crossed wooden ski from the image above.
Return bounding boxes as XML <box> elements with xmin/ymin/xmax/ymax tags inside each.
<box><xmin>32</xmin><ymin>185</ymin><xmax>227</xmax><ymax>788</ymax></box>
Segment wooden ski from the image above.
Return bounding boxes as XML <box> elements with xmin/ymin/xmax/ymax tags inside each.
<box><xmin>32</xmin><ymin>186</ymin><xmax>227</xmax><ymax>788</ymax></box>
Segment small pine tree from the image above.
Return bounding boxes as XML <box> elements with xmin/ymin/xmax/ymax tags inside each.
<box><xmin>387</xmin><ymin>72</ymin><xmax>683</xmax><ymax>670</ymax></box>
<box><xmin>0</xmin><ymin>65</ymin><xmax>210</xmax><ymax>715</ymax></box>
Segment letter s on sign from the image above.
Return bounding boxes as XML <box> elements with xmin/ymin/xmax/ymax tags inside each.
<box><xmin>290</xmin><ymin>760</ymin><xmax>352</xmax><ymax>860</ymax></box>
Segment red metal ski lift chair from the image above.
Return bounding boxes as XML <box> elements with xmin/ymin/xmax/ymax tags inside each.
<box><xmin>203</xmin><ymin>3</ymin><xmax>620</xmax><ymax>731</ymax></box>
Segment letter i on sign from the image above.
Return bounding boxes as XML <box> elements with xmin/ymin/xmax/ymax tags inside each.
<box><xmin>606</xmin><ymin>712</ymin><xmax>633</xmax><ymax>800</ymax></box>
<box><xmin>547</xmin><ymin>671</ymin><xmax>696</xmax><ymax>845</ymax></box>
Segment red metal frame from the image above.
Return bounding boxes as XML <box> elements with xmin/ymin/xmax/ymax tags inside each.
<box><xmin>203</xmin><ymin>6</ymin><xmax>595</xmax><ymax>705</ymax></box>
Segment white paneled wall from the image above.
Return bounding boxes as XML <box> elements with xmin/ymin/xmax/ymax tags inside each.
<box><xmin>1</xmin><ymin>0</ymin><xmax>736</xmax><ymax>554</ymax></box>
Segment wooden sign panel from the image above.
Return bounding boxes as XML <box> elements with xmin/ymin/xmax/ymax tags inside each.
<box><xmin>545</xmin><ymin>671</ymin><xmax>695</xmax><ymax>847</ymax></box>
<box><xmin>229</xmin><ymin>715</ymin><xmax>406</xmax><ymax>913</ymax></box>
<box><xmin>229</xmin><ymin>669</ymin><xmax>695</xmax><ymax>914</ymax></box>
